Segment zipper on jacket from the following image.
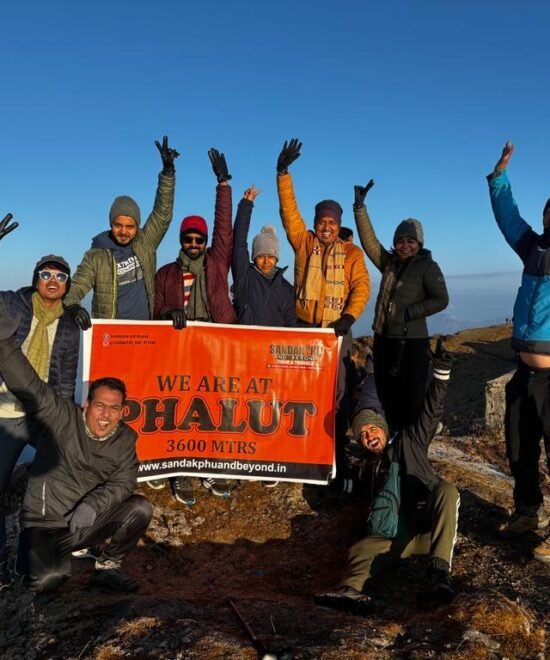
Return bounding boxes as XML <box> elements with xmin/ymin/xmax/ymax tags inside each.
<box><xmin>41</xmin><ymin>481</ymin><xmax>46</xmax><ymax>516</ymax></box>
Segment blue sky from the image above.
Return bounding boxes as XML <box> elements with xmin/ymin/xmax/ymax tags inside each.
<box><xmin>2</xmin><ymin>1</ymin><xmax>547</xmax><ymax>331</ymax></box>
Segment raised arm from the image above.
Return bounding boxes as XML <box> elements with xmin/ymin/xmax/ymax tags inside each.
<box><xmin>139</xmin><ymin>136</ymin><xmax>178</xmax><ymax>248</ymax></box>
<box><xmin>487</xmin><ymin>141</ymin><xmax>536</xmax><ymax>259</ymax></box>
<box><xmin>353</xmin><ymin>180</ymin><xmax>391</xmax><ymax>272</ymax></box>
<box><xmin>232</xmin><ymin>186</ymin><xmax>261</xmax><ymax>284</ymax></box>
<box><xmin>208</xmin><ymin>148</ymin><xmax>233</xmax><ymax>270</ymax></box>
<box><xmin>276</xmin><ymin>139</ymin><xmax>310</xmax><ymax>249</ymax></box>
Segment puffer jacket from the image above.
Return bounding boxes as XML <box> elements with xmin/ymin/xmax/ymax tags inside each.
<box><xmin>488</xmin><ymin>169</ymin><xmax>550</xmax><ymax>354</ymax></box>
<box><xmin>232</xmin><ymin>198</ymin><xmax>296</xmax><ymax>327</ymax></box>
<box><xmin>64</xmin><ymin>173</ymin><xmax>175</xmax><ymax>319</ymax></box>
<box><xmin>0</xmin><ymin>287</ymin><xmax>79</xmax><ymax>401</ymax></box>
<box><xmin>0</xmin><ymin>337</ymin><xmax>138</xmax><ymax>529</ymax></box>
<box><xmin>154</xmin><ymin>183</ymin><xmax>236</xmax><ymax>324</ymax></box>
<box><xmin>277</xmin><ymin>173</ymin><xmax>370</xmax><ymax>326</ymax></box>
<box><xmin>354</xmin><ymin>204</ymin><xmax>448</xmax><ymax>339</ymax></box>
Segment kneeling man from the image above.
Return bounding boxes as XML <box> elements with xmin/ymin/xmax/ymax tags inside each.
<box><xmin>317</xmin><ymin>339</ymin><xmax>459</xmax><ymax>613</ymax></box>
<box><xmin>0</xmin><ymin>302</ymin><xmax>151</xmax><ymax>594</ymax></box>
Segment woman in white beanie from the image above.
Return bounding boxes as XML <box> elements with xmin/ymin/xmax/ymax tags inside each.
<box><xmin>232</xmin><ymin>186</ymin><xmax>296</xmax><ymax>327</ymax></box>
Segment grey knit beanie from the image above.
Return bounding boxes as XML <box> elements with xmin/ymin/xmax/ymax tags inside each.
<box><xmin>252</xmin><ymin>225</ymin><xmax>280</xmax><ymax>260</ymax></box>
<box><xmin>352</xmin><ymin>409</ymin><xmax>390</xmax><ymax>445</ymax></box>
<box><xmin>393</xmin><ymin>218</ymin><xmax>424</xmax><ymax>246</ymax></box>
<box><xmin>109</xmin><ymin>195</ymin><xmax>141</xmax><ymax>227</ymax></box>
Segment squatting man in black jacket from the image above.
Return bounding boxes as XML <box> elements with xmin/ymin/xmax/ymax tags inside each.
<box><xmin>0</xmin><ymin>299</ymin><xmax>152</xmax><ymax>594</ymax></box>
<box><xmin>316</xmin><ymin>338</ymin><xmax>458</xmax><ymax>614</ymax></box>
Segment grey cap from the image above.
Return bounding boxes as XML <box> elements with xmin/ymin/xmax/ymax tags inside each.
<box><xmin>393</xmin><ymin>218</ymin><xmax>424</xmax><ymax>246</ymax></box>
<box><xmin>32</xmin><ymin>254</ymin><xmax>71</xmax><ymax>291</ymax></box>
<box><xmin>252</xmin><ymin>224</ymin><xmax>280</xmax><ymax>260</ymax></box>
<box><xmin>109</xmin><ymin>195</ymin><xmax>141</xmax><ymax>227</ymax></box>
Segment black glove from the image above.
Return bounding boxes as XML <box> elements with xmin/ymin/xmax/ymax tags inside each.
<box><xmin>330</xmin><ymin>314</ymin><xmax>355</xmax><ymax>337</ymax></box>
<box><xmin>69</xmin><ymin>502</ymin><xmax>97</xmax><ymax>534</ymax></box>
<box><xmin>354</xmin><ymin>180</ymin><xmax>375</xmax><ymax>207</ymax></box>
<box><xmin>155</xmin><ymin>135</ymin><xmax>180</xmax><ymax>176</ymax></box>
<box><xmin>0</xmin><ymin>213</ymin><xmax>19</xmax><ymax>241</ymax></box>
<box><xmin>167</xmin><ymin>308</ymin><xmax>186</xmax><ymax>331</ymax></box>
<box><xmin>277</xmin><ymin>138</ymin><xmax>302</xmax><ymax>174</ymax></box>
<box><xmin>432</xmin><ymin>335</ymin><xmax>453</xmax><ymax>371</ymax></box>
<box><xmin>208</xmin><ymin>148</ymin><xmax>232</xmax><ymax>183</ymax></box>
<box><xmin>66</xmin><ymin>304</ymin><xmax>92</xmax><ymax>331</ymax></box>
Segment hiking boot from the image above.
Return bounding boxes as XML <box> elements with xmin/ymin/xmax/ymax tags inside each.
<box><xmin>427</xmin><ymin>568</ymin><xmax>455</xmax><ymax>604</ymax></box>
<box><xmin>171</xmin><ymin>477</ymin><xmax>195</xmax><ymax>506</ymax></box>
<box><xmin>315</xmin><ymin>585</ymin><xmax>373</xmax><ymax>615</ymax></box>
<box><xmin>498</xmin><ymin>510</ymin><xmax>550</xmax><ymax>538</ymax></box>
<box><xmin>533</xmin><ymin>537</ymin><xmax>550</xmax><ymax>564</ymax></box>
<box><xmin>146</xmin><ymin>479</ymin><xmax>166</xmax><ymax>490</ymax></box>
<box><xmin>262</xmin><ymin>480</ymin><xmax>279</xmax><ymax>488</ymax></box>
<box><xmin>71</xmin><ymin>544</ymin><xmax>102</xmax><ymax>559</ymax></box>
<box><xmin>201</xmin><ymin>478</ymin><xmax>234</xmax><ymax>498</ymax></box>
<box><xmin>90</xmin><ymin>557</ymin><xmax>139</xmax><ymax>593</ymax></box>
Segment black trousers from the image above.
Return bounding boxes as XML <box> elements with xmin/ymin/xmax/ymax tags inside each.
<box><xmin>373</xmin><ymin>334</ymin><xmax>431</xmax><ymax>430</ymax></box>
<box><xmin>505</xmin><ymin>359</ymin><xmax>550</xmax><ymax>512</ymax></box>
<box><xmin>17</xmin><ymin>494</ymin><xmax>152</xmax><ymax>593</ymax></box>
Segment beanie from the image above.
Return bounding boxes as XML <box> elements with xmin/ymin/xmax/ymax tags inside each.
<box><xmin>252</xmin><ymin>225</ymin><xmax>280</xmax><ymax>261</ymax></box>
<box><xmin>314</xmin><ymin>199</ymin><xmax>343</xmax><ymax>225</ymax></box>
<box><xmin>32</xmin><ymin>254</ymin><xmax>71</xmax><ymax>292</ymax></box>
<box><xmin>339</xmin><ymin>226</ymin><xmax>354</xmax><ymax>241</ymax></box>
<box><xmin>109</xmin><ymin>196</ymin><xmax>141</xmax><ymax>227</ymax></box>
<box><xmin>393</xmin><ymin>218</ymin><xmax>424</xmax><ymax>246</ymax></box>
<box><xmin>180</xmin><ymin>215</ymin><xmax>208</xmax><ymax>239</ymax></box>
<box><xmin>352</xmin><ymin>409</ymin><xmax>390</xmax><ymax>445</ymax></box>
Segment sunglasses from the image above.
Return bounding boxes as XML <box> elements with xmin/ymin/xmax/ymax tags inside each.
<box><xmin>38</xmin><ymin>270</ymin><xmax>69</xmax><ymax>283</ymax></box>
<box><xmin>182</xmin><ymin>236</ymin><xmax>206</xmax><ymax>246</ymax></box>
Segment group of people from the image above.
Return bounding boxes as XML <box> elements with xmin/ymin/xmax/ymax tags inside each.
<box><xmin>0</xmin><ymin>138</ymin><xmax>547</xmax><ymax>612</ymax></box>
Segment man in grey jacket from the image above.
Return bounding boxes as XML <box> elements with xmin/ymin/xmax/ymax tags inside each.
<box><xmin>0</xmin><ymin>300</ymin><xmax>152</xmax><ymax>594</ymax></box>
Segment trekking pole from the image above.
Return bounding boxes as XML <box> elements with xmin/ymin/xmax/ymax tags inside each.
<box><xmin>228</xmin><ymin>598</ymin><xmax>272</xmax><ymax>658</ymax></box>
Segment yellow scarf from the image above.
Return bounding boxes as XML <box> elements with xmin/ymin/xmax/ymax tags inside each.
<box><xmin>298</xmin><ymin>237</ymin><xmax>346</xmax><ymax>326</ymax></box>
<box><xmin>27</xmin><ymin>292</ymin><xmax>63</xmax><ymax>381</ymax></box>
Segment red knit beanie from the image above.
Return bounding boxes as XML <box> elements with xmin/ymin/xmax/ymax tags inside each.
<box><xmin>180</xmin><ymin>215</ymin><xmax>208</xmax><ymax>238</ymax></box>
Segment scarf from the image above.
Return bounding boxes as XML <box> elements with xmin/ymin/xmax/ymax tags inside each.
<box><xmin>297</xmin><ymin>237</ymin><xmax>346</xmax><ymax>326</ymax></box>
<box><xmin>27</xmin><ymin>292</ymin><xmax>64</xmax><ymax>381</ymax></box>
<box><xmin>178</xmin><ymin>251</ymin><xmax>211</xmax><ymax>321</ymax></box>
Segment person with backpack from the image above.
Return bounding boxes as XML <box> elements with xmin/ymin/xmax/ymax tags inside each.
<box><xmin>316</xmin><ymin>338</ymin><xmax>458</xmax><ymax>614</ymax></box>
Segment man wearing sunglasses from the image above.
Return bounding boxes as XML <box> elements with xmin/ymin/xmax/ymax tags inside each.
<box><xmin>0</xmin><ymin>255</ymin><xmax>81</xmax><ymax>590</ymax></box>
<box><xmin>153</xmin><ymin>148</ymin><xmax>236</xmax><ymax>502</ymax></box>
<box><xmin>63</xmin><ymin>136</ymin><xmax>178</xmax><ymax>327</ymax></box>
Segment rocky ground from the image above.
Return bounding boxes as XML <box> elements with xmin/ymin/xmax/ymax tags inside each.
<box><xmin>0</xmin><ymin>324</ymin><xmax>548</xmax><ymax>659</ymax></box>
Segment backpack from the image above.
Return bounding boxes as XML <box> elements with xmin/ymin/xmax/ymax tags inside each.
<box><xmin>366</xmin><ymin>461</ymin><xmax>407</xmax><ymax>539</ymax></box>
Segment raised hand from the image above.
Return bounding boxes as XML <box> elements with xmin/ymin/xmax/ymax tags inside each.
<box><xmin>354</xmin><ymin>180</ymin><xmax>375</xmax><ymax>206</ymax></box>
<box><xmin>208</xmin><ymin>148</ymin><xmax>232</xmax><ymax>183</ymax></box>
<box><xmin>0</xmin><ymin>213</ymin><xmax>19</xmax><ymax>241</ymax></box>
<box><xmin>155</xmin><ymin>135</ymin><xmax>180</xmax><ymax>175</ymax></box>
<box><xmin>277</xmin><ymin>138</ymin><xmax>302</xmax><ymax>174</ymax></box>
<box><xmin>493</xmin><ymin>140</ymin><xmax>515</xmax><ymax>173</ymax></box>
<box><xmin>243</xmin><ymin>185</ymin><xmax>262</xmax><ymax>202</ymax></box>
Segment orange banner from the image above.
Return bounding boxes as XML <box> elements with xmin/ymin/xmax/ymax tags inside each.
<box><xmin>83</xmin><ymin>321</ymin><xmax>339</xmax><ymax>484</ymax></box>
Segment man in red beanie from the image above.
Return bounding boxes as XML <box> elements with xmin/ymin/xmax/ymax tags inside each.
<box><xmin>153</xmin><ymin>148</ymin><xmax>236</xmax><ymax>502</ymax></box>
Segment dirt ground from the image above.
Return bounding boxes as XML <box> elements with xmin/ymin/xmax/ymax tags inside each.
<box><xmin>0</xmin><ymin>324</ymin><xmax>548</xmax><ymax>659</ymax></box>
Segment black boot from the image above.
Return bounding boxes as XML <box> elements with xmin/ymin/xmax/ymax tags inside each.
<box><xmin>316</xmin><ymin>585</ymin><xmax>374</xmax><ymax>615</ymax></box>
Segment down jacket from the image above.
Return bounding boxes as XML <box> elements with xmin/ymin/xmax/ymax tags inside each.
<box><xmin>154</xmin><ymin>183</ymin><xmax>236</xmax><ymax>324</ymax></box>
<box><xmin>0</xmin><ymin>337</ymin><xmax>138</xmax><ymax>529</ymax></box>
<box><xmin>488</xmin><ymin>170</ymin><xmax>550</xmax><ymax>354</ymax></box>
<box><xmin>354</xmin><ymin>204</ymin><xmax>448</xmax><ymax>339</ymax></box>
<box><xmin>231</xmin><ymin>198</ymin><xmax>296</xmax><ymax>327</ymax></box>
<box><xmin>0</xmin><ymin>287</ymin><xmax>79</xmax><ymax>401</ymax></box>
<box><xmin>277</xmin><ymin>173</ymin><xmax>370</xmax><ymax>326</ymax></box>
<box><xmin>64</xmin><ymin>173</ymin><xmax>175</xmax><ymax>319</ymax></box>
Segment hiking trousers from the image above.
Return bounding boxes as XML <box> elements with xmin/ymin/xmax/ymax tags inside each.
<box><xmin>505</xmin><ymin>359</ymin><xmax>550</xmax><ymax>513</ymax></box>
<box><xmin>343</xmin><ymin>480</ymin><xmax>459</xmax><ymax>592</ymax></box>
<box><xmin>16</xmin><ymin>494</ymin><xmax>152</xmax><ymax>593</ymax></box>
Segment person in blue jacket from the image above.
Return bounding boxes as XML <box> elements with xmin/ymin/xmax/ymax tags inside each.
<box><xmin>231</xmin><ymin>185</ymin><xmax>296</xmax><ymax>327</ymax></box>
<box><xmin>488</xmin><ymin>141</ymin><xmax>550</xmax><ymax>564</ymax></box>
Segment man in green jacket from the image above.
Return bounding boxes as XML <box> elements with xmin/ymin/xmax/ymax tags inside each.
<box><xmin>64</xmin><ymin>136</ymin><xmax>179</xmax><ymax>326</ymax></box>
